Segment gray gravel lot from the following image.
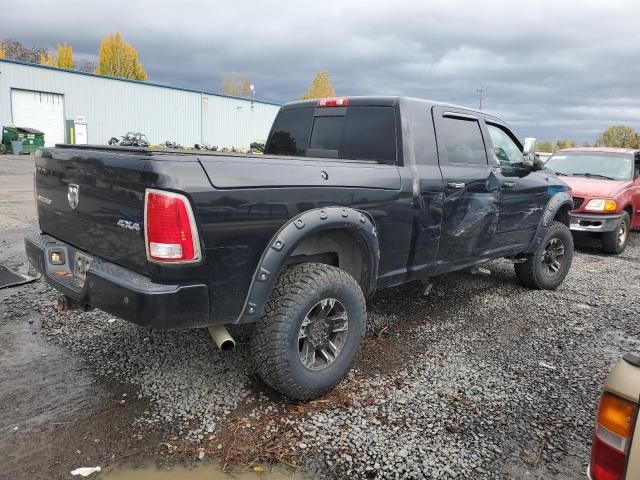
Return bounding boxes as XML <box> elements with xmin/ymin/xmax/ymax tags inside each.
<box><xmin>1</xmin><ymin>155</ymin><xmax>639</xmax><ymax>479</ymax></box>
<box><xmin>3</xmin><ymin>232</ymin><xmax>639</xmax><ymax>479</ymax></box>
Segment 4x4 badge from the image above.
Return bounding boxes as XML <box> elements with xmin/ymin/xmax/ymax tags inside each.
<box><xmin>67</xmin><ymin>184</ymin><xmax>79</xmax><ymax>209</ymax></box>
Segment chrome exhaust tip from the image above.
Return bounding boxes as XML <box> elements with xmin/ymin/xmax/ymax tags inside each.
<box><xmin>207</xmin><ymin>325</ymin><xmax>235</xmax><ymax>351</ymax></box>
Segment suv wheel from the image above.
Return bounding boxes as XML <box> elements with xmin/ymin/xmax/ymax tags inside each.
<box><xmin>601</xmin><ymin>211</ymin><xmax>630</xmax><ymax>254</ymax></box>
<box><xmin>515</xmin><ymin>221</ymin><xmax>573</xmax><ymax>290</ymax></box>
<box><xmin>251</xmin><ymin>263</ymin><xmax>366</xmax><ymax>400</ymax></box>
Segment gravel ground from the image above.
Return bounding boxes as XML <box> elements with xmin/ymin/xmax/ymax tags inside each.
<box><xmin>3</xmin><ymin>231</ymin><xmax>639</xmax><ymax>479</ymax></box>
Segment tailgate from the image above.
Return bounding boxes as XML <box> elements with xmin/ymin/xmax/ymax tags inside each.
<box><xmin>35</xmin><ymin>148</ymin><xmax>150</xmax><ymax>274</ymax></box>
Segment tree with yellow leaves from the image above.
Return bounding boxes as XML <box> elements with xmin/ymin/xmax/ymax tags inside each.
<box><xmin>39</xmin><ymin>42</ymin><xmax>74</xmax><ymax>69</ymax></box>
<box><xmin>95</xmin><ymin>33</ymin><xmax>147</xmax><ymax>81</ymax></box>
<box><xmin>300</xmin><ymin>70</ymin><xmax>336</xmax><ymax>100</ymax></box>
<box><xmin>39</xmin><ymin>51</ymin><xmax>56</xmax><ymax>66</ymax></box>
<box><xmin>57</xmin><ymin>43</ymin><xmax>73</xmax><ymax>68</ymax></box>
<box><xmin>221</xmin><ymin>73</ymin><xmax>252</xmax><ymax>97</ymax></box>
<box><xmin>0</xmin><ymin>43</ymin><xmax>6</xmax><ymax>59</ymax></box>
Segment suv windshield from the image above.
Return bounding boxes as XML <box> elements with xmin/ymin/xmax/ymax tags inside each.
<box><xmin>546</xmin><ymin>151</ymin><xmax>633</xmax><ymax>181</ymax></box>
<box><xmin>265</xmin><ymin>106</ymin><xmax>397</xmax><ymax>164</ymax></box>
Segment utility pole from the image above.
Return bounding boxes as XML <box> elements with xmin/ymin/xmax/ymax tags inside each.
<box><xmin>476</xmin><ymin>87</ymin><xmax>485</xmax><ymax>111</ymax></box>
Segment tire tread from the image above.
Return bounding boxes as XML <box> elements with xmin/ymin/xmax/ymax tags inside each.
<box><xmin>515</xmin><ymin>221</ymin><xmax>573</xmax><ymax>290</ymax></box>
<box><xmin>251</xmin><ymin>263</ymin><xmax>366</xmax><ymax>400</ymax></box>
<box><xmin>601</xmin><ymin>212</ymin><xmax>630</xmax><ymax>254</ymax></box>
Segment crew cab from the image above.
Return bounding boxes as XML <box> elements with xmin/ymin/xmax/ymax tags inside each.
<box><xmin>25</xmin><ymin>96</ymin><xmax>574</xmax><ymax>400</ymax></box>
<box><xmin>545</xmin><ymin>147</ymin><xmax>640</xmax><ymax>254</ymax></box>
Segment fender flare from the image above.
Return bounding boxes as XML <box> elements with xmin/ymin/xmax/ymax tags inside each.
<box><xmin>235</xmin><ymin>206</ymin><xmax>380</xmax><ymax>324</ymax></box>
<box><xmin>524</xmin><ymin>191</ymin><xmax>573</xmax><ymax>254</ymax></box>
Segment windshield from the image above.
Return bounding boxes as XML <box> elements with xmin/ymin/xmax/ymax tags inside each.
<box><xmin>546</xmin><ymin>151</ymin><xmax>633</xmax><ymax>181</ymax></box>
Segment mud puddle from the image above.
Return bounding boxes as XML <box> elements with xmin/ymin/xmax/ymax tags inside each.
<box><xmin>99</xmin><ymin>462</ymin><xmax>310</xmax><ymax>479</ymax></box>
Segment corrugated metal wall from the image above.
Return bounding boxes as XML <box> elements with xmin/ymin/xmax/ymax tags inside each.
<box><xmin>0</xmin><ymin>59</ymin><xmax>280</xmax><ymax>148</ymax></box>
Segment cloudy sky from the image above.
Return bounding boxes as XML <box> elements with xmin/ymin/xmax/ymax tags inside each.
<box><xmin>3</xmin><ymin>0</ymin><xmax>640</xmax><ymax>142</ymax></box>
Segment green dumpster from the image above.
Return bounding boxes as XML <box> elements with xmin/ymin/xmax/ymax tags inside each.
<box><xmin>1</xmin><ymin>126</ymin><xmax>45</xmax><ymax>154</ymax></box>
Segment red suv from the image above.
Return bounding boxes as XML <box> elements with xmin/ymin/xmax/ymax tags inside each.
<box><xmin>545</xmin><ymin>148</ymin><xmax>640</xmax><ymax>253</ymax></box>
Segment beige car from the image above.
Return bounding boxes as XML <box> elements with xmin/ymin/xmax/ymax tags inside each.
<box><xmin>589</xmin><ymin>353</ymin><xmax>640</xmax><ymax>479</ymax></box>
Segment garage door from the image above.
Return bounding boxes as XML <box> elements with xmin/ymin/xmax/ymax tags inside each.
<box><xmin>11</xmin><ymin>89</ymin><xmax>65</xmax><ymax>147</ymax></box>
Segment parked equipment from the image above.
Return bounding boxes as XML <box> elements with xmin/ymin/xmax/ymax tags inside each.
<box><xmin>1</xmin><ymin>126</ymin><xmax>45</xmax><ymax>154</ymax></box>
<box><xmin>164</xmin><ymin>141</ymin><xmax>183</xmax><ymax>149</ymax></box>
<box><xmin>194</xmin><ymin>143</ymin><xmax>218</xmax><ymax>151</ymax></box>
<box><xmin>108</xmin><ymin>132</ymin><xmax>149</xmax><ymax>147</ymax></box>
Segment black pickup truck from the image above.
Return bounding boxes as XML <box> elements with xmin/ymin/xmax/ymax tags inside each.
<box><xmin>26</xmin><ymin>96</ymin><xmax>574</xmax><ymax>400</ymax></box>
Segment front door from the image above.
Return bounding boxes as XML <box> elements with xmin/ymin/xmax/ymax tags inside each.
<box><xmin>484</xmin><ymin>122</ymin><xmax>547</xmax><ymax>248</ymax></box>
<box><xmin>433</xmin><ymin>108</ymin><xmax>501</xmax><ymax>263</ymax></box>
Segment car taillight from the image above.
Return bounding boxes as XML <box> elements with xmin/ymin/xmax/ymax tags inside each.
<box><xmin>316</xmin><ymin>97</ymin><xmax>349</xmax><ymax>107</ymax></box>
<box><xmin>590</xmin><ymin>392</ymin><xmax>637</xmax><ymax>480</ymax></box>
<box><xmin>144</xmin><ymin>189</ymin><xmax>201</xmax><ymax>263</ymax></box>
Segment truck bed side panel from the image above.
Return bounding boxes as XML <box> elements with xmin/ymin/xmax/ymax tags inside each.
<box><xmin>195</xmin><ymin>156</ymin><xmax>412</xmax><ymax>322</ymax></box>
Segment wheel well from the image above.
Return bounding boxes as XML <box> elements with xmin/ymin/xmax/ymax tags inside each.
<box><xmin>624</xmin><ymin>205</ymin><xmax>633</xmax><ymax>217</ymax></box>
<box><xmin>554</xmin><ymin>204</ymin><xmax>571</xmax><ymax>227</ymax></box>
<box><xmin>287</xmin><ymin>228</ymin><xmax>371</xmax><ymax>291</ymax></box>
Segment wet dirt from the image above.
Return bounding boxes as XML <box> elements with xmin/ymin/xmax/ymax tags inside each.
<box><xmin>99</xmin><ymin>461</ymin><xmax>309</xmax><ymax>480</ymax></box>
<box><xmin>0</xmin><ymin>294</ymin><xmax>163</xmax><ymax>480</ymax></box>
<box><xmin>0</xmin><ymin>155</ymin><xmax>159</xmax><ymax>480</ymax></box>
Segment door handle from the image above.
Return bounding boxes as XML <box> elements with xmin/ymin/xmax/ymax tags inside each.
<box><xmin>502</xmin><ymin>181</ymin><xmax>517</xmax><ymax>189</ymax></box>
<box><xmin>447</xmin><ymin>182</ymin><xmax>466</xmax><ymax>189</ymax></box>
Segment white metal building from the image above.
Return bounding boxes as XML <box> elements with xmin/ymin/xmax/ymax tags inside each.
<box><xmin>0</xmin><ymin>58</ymin><xmax>281</xmax><ymax>148</ymax></box>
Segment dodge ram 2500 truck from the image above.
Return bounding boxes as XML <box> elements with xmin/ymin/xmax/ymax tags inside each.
<box><xmin>26</xmin><ymin>96</ymin><xmax>574</xmax><ymax>400</ymax></box>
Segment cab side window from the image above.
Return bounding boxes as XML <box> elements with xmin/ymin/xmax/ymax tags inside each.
<box><xmin>438</xmin><ymin>116</ymin><xmax>487</xmax><ymax>165</ymax></box>
<box><xmin>486</xmin><ymin>124</ymin><xmax>522</xmax><ymax>167</ymax></box>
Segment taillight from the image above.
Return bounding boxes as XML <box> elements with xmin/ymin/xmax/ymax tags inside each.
<box><xmin>144</xmin><ymin>189</ymin><xmax>201</xmax><ymax>263</ymax></box>
<box><xmin>590</xmin><ymin>392</ymin><xmax>637</xmax><ymax>480</ymax></box>
<box><xmin>316</xmin><ymin>97</ymin><xmax>349</xmax><ymax>107</ymax></box>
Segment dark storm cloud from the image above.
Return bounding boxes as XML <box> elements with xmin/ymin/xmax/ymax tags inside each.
<box><xmin>3</xmin><ymin>0</ymin><xmax>639</xmax><ymax>142</ymax></box>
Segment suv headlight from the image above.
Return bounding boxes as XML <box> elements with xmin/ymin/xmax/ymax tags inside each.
<box><xmin>584</xmin><ymin>198</ymin><xmax>617</xmax><ymax>212</ymax></box>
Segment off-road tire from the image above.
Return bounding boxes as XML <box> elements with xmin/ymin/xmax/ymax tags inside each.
<box><xmin>251</xmin><ymin>263</ymin><xmax>366</xmax><ymax>400</ymax></box>
<box><xmin>601</xmin><ymin>211</ymin><xmax>630</xmax><ymax>254</ymax></box>
<box><xmin>515</xmin><ymin>221</ymin><xmax>573</xmax><ymax>290</ymax></box>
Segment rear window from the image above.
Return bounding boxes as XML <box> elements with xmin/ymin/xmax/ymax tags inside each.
<box><xmin>266</xmin><ymin>106</ymin><xmax>396</xmax><ymax>163</ymax></box>
<box><xmin>310</xmin><ymin>116</ymin><xmax>345</xmax><ymax>151</ymax></box>
<box><xmin>265</xmin><ymin>108</ymin><xmax>313</xmax><ymax>156</ymax></box>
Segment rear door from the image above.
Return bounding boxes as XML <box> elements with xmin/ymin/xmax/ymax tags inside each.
<box><xmin>433</xmin><ymin>107</ymin><xmax>500</xmax><ymax>262</ymax></box>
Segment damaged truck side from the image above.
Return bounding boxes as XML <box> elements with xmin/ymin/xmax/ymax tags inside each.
<box><xmin>26</xmin><ymin>96</ymin><xmax>574</xmax><ymax>400</ymax></box>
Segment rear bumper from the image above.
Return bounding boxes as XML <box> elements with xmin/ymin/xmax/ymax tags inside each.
<box><xmin>569</xmin><ymin>212</ymin><xmax>621</xmax><ymax>233</ymax></box>
<box><xmin>25</xmin><ymin>233</ymin><xmax>210</xmax><ymax>329</ymax></box>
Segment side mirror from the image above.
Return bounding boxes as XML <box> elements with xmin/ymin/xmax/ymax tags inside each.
<box><xmin>523</xmin><ymin>137</ymin><xmax>537</xmax><ymax>155</ymax></box>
